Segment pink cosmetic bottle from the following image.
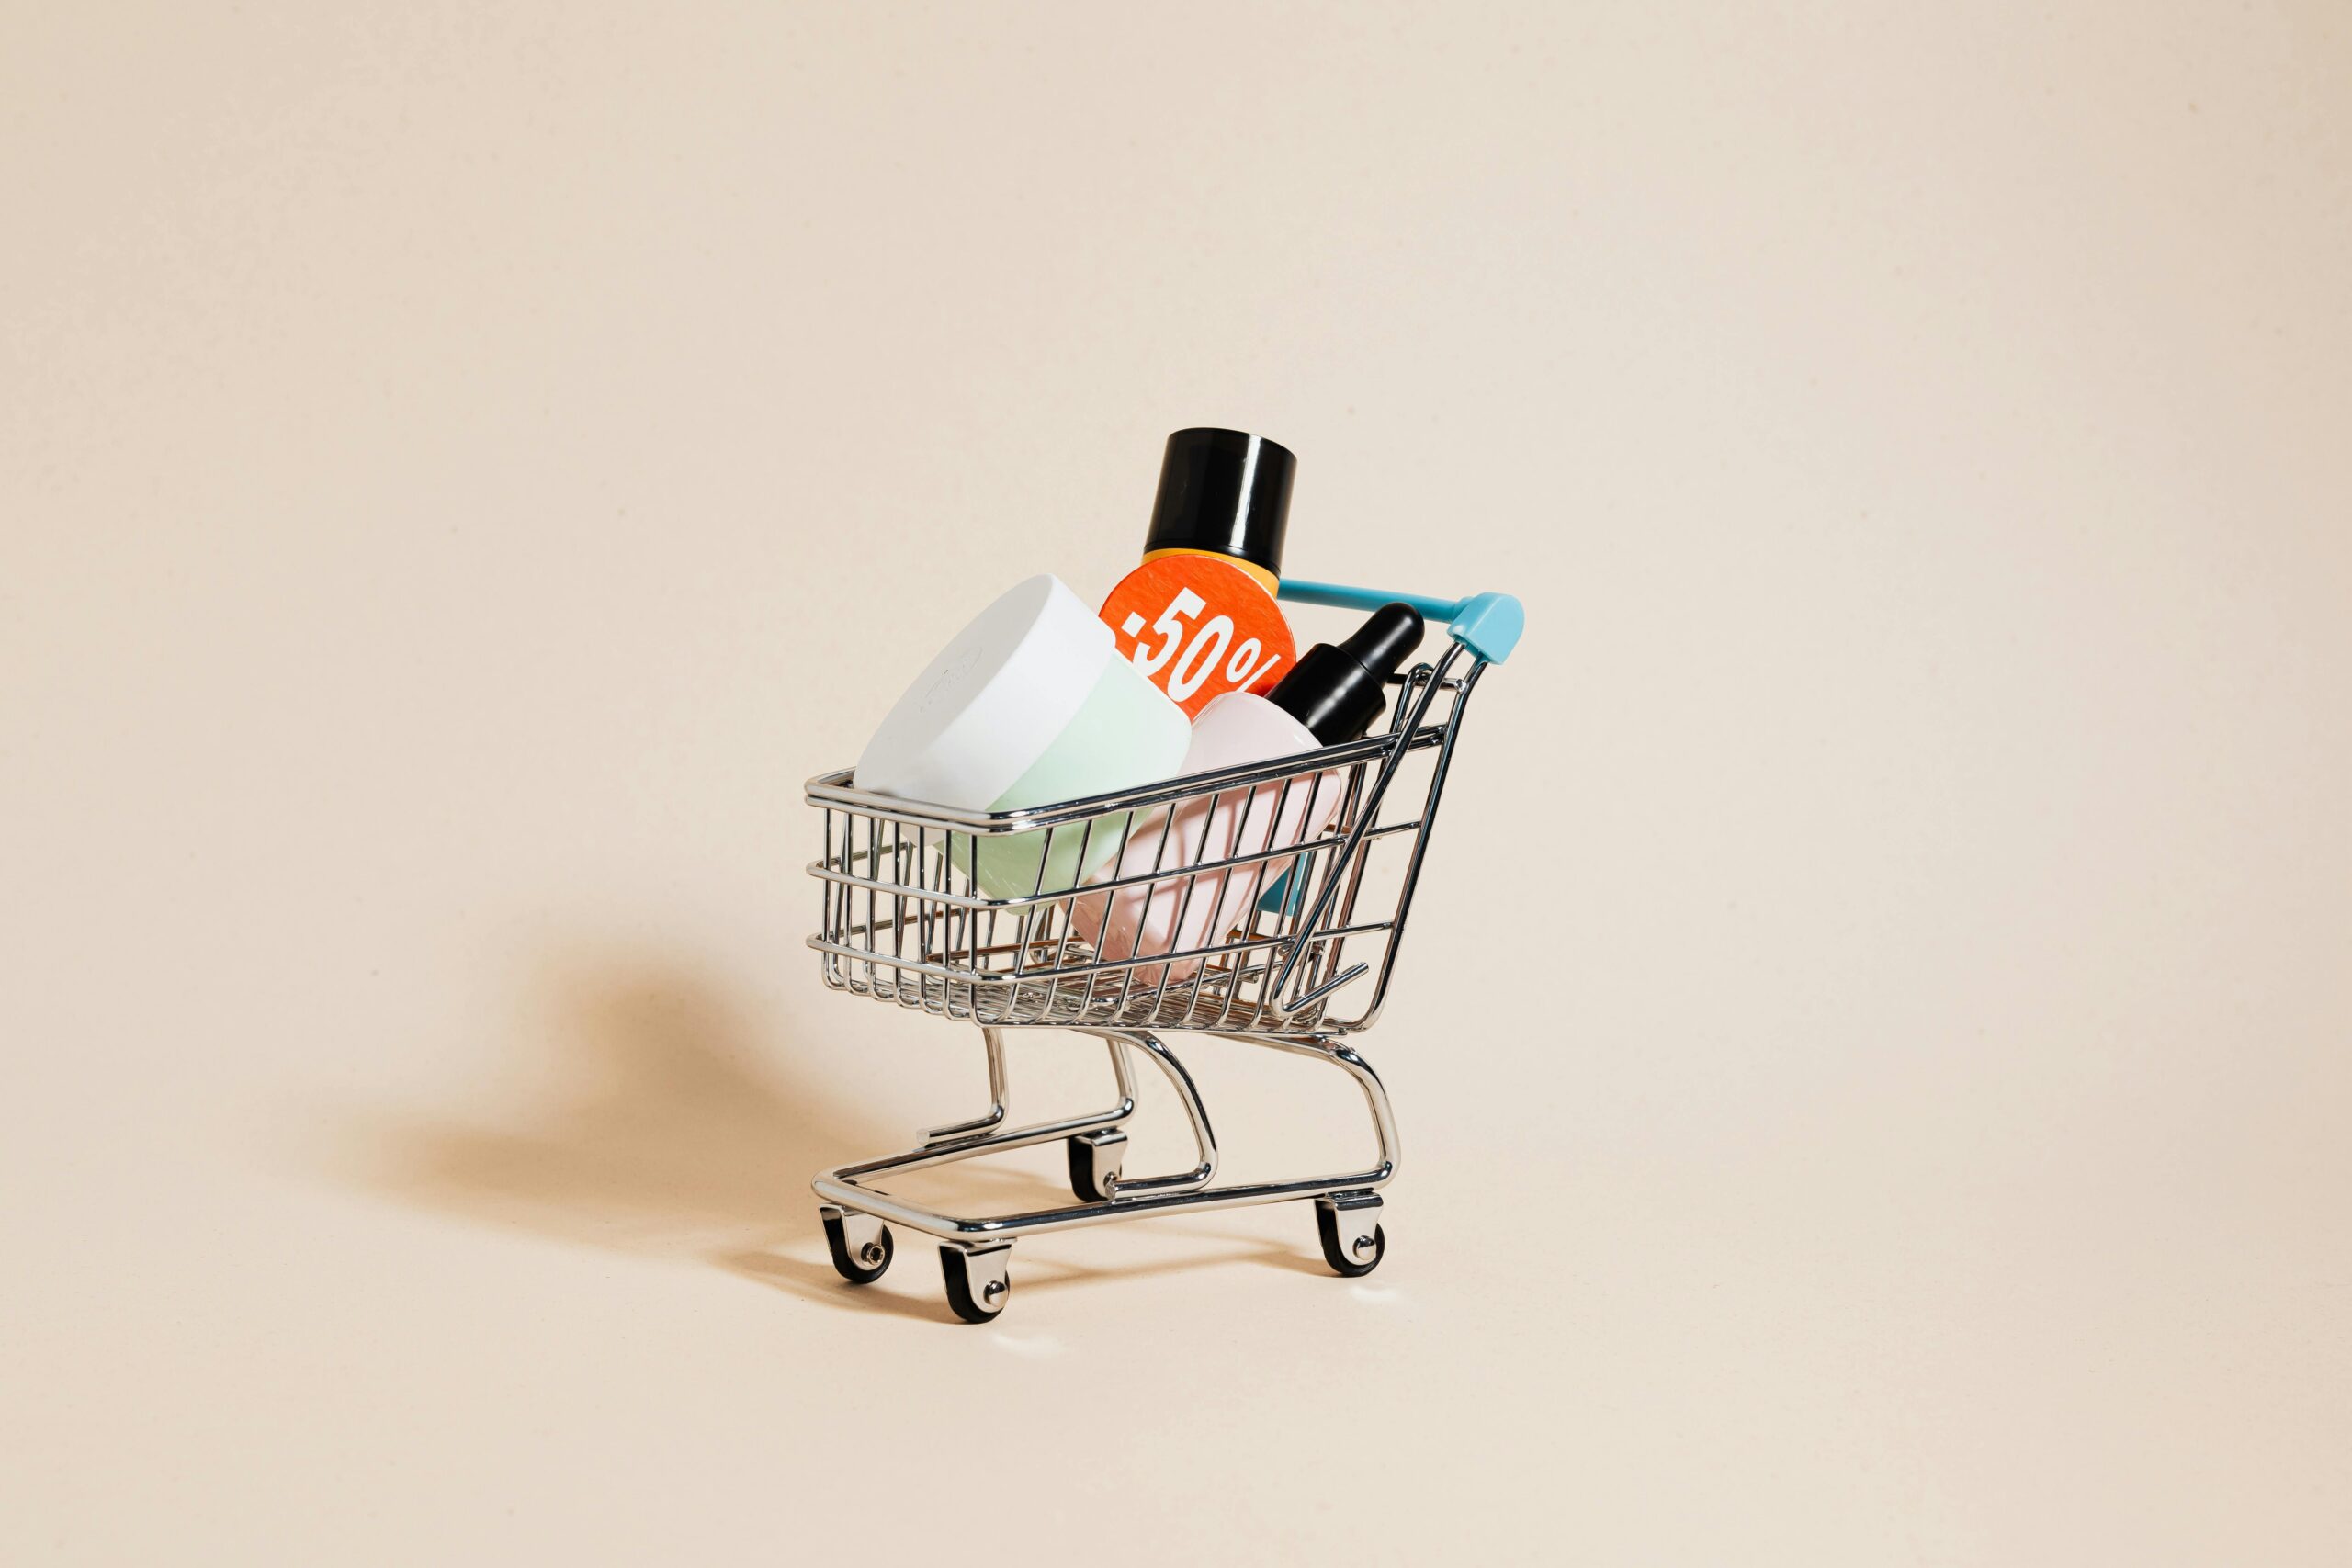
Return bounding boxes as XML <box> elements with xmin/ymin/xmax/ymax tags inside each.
<box><xmin>1076</xmin><ymin>604</ymin><xmax>1424</xmax><ymax>987</ymax></box>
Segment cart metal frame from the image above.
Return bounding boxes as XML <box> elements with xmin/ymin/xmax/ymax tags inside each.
<box><xmin>803</xmin><ymin>578</ymin><xmax>1521</xmax><ymax>1320</ymax></box>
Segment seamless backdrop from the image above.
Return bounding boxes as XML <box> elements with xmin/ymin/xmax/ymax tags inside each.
<box><xmin>4</xmin><ymin>4</ymin><xmax>2348</xmax><ymax>1564</ymax></box>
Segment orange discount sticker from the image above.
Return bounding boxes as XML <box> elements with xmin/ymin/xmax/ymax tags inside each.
<box><xmin>1099</xmin><ymin>554</ymin><xmax>1296</xmax><ymax>718</ymax></box>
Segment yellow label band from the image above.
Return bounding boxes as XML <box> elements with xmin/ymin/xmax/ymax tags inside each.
<box><xmin>1139</xmin><ymin>547</ymin><xmax>1280</xmax><ymax>598</ymax></box>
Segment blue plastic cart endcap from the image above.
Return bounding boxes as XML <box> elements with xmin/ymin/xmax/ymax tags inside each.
<box><xmin>1444</xmin><ymin>592</ymin><xmax>1523</xmax><ymax>664</ymax></box>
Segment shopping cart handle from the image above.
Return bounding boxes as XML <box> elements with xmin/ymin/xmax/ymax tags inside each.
<box><xmin>1277</xmin><ymin>578</ymin><xmax>1523</xmax><ymax>665</ymax></box>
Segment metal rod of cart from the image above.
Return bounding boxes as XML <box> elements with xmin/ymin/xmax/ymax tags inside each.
<box><xmin>804</xmin><ymin>578</ymin><xmax>1524</xmax><ymax>1321</ymax></box>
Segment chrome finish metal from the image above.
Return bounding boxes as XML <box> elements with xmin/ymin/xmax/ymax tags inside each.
<box><xmin>802</xmin><ymin>623</ymin><xmax>1503</xmax><ymax>1313</ymax></box>
<box><xmin>922</xmin><ymin>1026</ymin><xmax>1010</xmax><ymax>1143</ymax></box>
<box><xmin>831</xmin><ymin>1032</ymin><xmax>1137</xmax><ymax>1191</ymax></box>
<box><xmin>1103</xmin><ymin>1030</ymin><xmax>1216</xmax><ymax>1197</ymax></box>
<box><xmin>810</xmin><ymin>1029</ymin><xmax>1398</xmax><ymax>1248</ymax></box>
<box><xmin>805</xmin><ymin>642</ymin><xmax>1487</xmax><ymax>1036</ymax></box>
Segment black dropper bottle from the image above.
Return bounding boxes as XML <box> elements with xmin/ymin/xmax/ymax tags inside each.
<box><xmin>1266</xmin><ymin>603</ymin><xmax>1425</xmax><ymax>744</ymax></box>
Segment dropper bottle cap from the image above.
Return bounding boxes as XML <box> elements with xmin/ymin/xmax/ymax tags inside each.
<box><xmin>1267</xmin><ymin>602</ymin><xmax>1426</xmax><ymax>744</ymax></box>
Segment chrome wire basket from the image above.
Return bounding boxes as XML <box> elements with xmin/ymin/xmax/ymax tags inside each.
<box><xmin>802</xmin><ymin>579</ymin><xmax>1522</xmax><ymax>1321</ymax></box>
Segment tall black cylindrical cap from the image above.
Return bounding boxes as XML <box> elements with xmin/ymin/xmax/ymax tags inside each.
<box><xmin>1143</xmin><ymin>428</ymin><xmax>1295</xmax><ymax>581</ymax></box>
<box><xmin>1268</xmin><ymin>603</ymin><xmax>1425</xmax><ymax>745</ymax></box>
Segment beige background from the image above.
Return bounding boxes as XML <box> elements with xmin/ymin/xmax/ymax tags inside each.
<box><xmin>5</xmin><ymin>3</ymin><xmax>2348</xmax><ymax>1562</ymax></box>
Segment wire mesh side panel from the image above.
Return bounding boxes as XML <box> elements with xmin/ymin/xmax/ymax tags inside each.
<box><xmin>808</xmin><ymin>660</ymin><xmax>1475</xmax><ymax>1033</ymax></box>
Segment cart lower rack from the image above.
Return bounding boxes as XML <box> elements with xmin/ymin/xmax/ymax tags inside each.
<box><xmin>804</xmin><ymin>579</ymin><xmax>1522</xmax><ymax>1321</ymax></box>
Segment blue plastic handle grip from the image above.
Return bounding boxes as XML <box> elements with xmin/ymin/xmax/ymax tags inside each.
<box><xmin>1277</xmin><ymin>578</ymin><xmax>1524</xmax><ymax>664</ymax></box>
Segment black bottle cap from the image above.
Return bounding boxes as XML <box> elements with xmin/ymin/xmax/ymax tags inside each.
<box><xmin>1143</xmin><ymin>428</ymin><xmax>1295</xmax><ymax>581</ymax></box>
<box><xmin>1268</xmin><ymin>603</ymin><xmax>1425</xmax><ymax>745</ymax></box>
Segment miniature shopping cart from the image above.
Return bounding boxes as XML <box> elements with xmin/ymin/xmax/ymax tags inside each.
<box><xmin>804</xmin><ymin>578</ymin><xmax>1522</xmax><ymax>1321</ymax></box>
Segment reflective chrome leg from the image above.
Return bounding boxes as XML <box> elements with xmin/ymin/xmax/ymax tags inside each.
<box><xmin>832</xmin><ymin>1032</ymin><xmax>1137</xmax><ymax>1187</ymax></box>
<box><xmin>922</xmin><ymin>1026</ymin><xmax>1011</xmax><ymax>1143</ymax></box>
<box><xmin>1094</xmin><ymin>1031</ymin><xmax>1216</xmax><ymax>1197</ymax></box>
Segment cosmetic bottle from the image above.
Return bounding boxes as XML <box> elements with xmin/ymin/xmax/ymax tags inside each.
<box><xmin>1099</xmin><ymin>429</ymin><xmax>1300</xmax><ymax>717</ymax></box>
<box><xmin>1074</xmin><ymin>602</ymin><xmax>1425</xmax><ymax>985</ymax></box>
<box><xmin>855</xmin><ymin>574</ymin><xmax>1191</xmax><ymax>899</ymax></box>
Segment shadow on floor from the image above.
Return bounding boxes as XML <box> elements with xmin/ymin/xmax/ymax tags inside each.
<box><xmin>348</xmin><ymin>949</ymin><xmax>1323</xmax><ymax>1322</ymax></box>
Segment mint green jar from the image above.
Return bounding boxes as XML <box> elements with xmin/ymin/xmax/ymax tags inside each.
<box><xmin>854</xmin><ymin>575</ymin><xmax>1190</xmax><ymax>901</ymax></box>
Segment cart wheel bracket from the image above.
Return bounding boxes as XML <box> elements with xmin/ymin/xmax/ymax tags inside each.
<box><xmin>940</xmin><ymin>1241</ymin><xmax>1012</xmax><ymax>1324</ymax></box>
<box><xmin>1316</xmin><ymin>1191</ymin><xmax>1385</xmax><ymax>1277</ymax></box>
<box><xmin>820</xmin><ymin>1204</ymin><xmax>894</xmax><ymax>1285</ymax></box>
<box><xmin>1067</xmin><ymin>1127</ymin><xmax>1128</xmax><ymax>1201</ymax></box>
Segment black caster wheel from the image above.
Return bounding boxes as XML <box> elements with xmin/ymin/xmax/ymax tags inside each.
<box><xmin>1316</xmin><ymin>1203</ymin><xmax>1385</xmax><ymax>1278</ymax></box>
<box><xmin>1065</xmin><ymin>1131</ymin><xmax>1125</xmax><ymax>1202</ymax></box>
<box><xmin>822</xmin><ymin>1213</ymin><xmax>893</xmax><ymax>1284</ymax></box>
<box><xmin>939</xmin><ymin>1246</ymin><xmax>1011</xmax><ymax>1324</ymax></box>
